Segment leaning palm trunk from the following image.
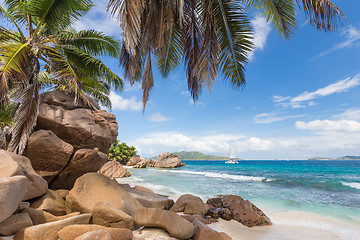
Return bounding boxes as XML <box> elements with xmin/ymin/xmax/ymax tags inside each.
<box><xmin>108</xmin><ymin>0</ymin><xmax>345</xmax><ymax>109</ymax></box>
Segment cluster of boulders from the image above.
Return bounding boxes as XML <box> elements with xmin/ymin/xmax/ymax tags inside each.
<box><xmin>0</xmin><ymin>147</ymin><xmax>272</xmax><ymax>239</ymax></box>
<box><xmin>22</xmin><ymin>90</ymin><xmax>120</xmax><ymax>190</ymax></box>
<box><xmin>128</xmin><ymin>152</ymin><xmax>185</xmax><ymax>169</ymax></box>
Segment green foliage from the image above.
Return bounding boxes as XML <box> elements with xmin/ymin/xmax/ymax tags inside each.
<box><xmin>108</xmin><ymin>139</ymin><xmax>137</xmax><ymax>163</ymax></box>
<box><xmin>0</xmin><ymin>0</ymin><xmax>123</xmax><ymax>153</ymax></box>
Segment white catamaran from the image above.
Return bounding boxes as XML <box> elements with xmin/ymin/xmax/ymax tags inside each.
<box><xmin>225</xmin><ymin>145</ymin><xmax>238</xmax><ymax>164</ymax></box>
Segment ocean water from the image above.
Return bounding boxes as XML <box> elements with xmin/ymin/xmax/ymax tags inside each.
<box><xmin>117</xmin><ymin>160</ymin><xmax>360</xmax><ymax>239</ymax></box>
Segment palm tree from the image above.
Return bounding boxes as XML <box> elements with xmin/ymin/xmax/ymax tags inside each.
<box><xmin>107</xmin><ymin>0</ymin><xmax>345</xmax><ymax>109</ymax></box>
<box><xmin>0</xmin><ymin>0</ymin><xmax>123</xmax><ymax>154</ymax></box>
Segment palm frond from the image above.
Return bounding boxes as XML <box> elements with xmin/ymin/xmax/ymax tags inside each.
<box><xmin>120</xmin><ymin>44</ymin><xmax>143</xmax><ymax>84</ymax></box>
<box><xmin>215</xmin><ymin>0</ymin><xmax>253</xmax><ymax>88</ymax></box>
<box><xmin>108</xmin><ymin>0</ymin><xmax>144</xmax><ymax>56</ymax></box>
<box><xmin>297</xmin><ymin>0</ymin><xmax>346</xmax><ymax>31</ymax></box>
<box><xmin>142</xmin><ymin>52</ymin><xmax>154</xmax><ymax>111</ymax></box>
<box><xmin>245</xmin><ymin>0</ymin><xmax>296</xmax><ymax>39</ymax></box>
<box><xmin>58</xmin><ymin>45</ymin><xmax>123</xmax><ymax>91</ymax></box>
<box><xmin>28</xmin><ymin>0</ymin><xmax>93</xmax><ymax>34</ymax></box>
<box><xmin>156</xmin><ymin>23</ymin><xmax>182</xmax><ymax>78</ymax></box>
<box><xmin>195</xmin><ymin>0</ymin><xmax>219</xmax><ymax>89</ymax></box>
<box><xmin>58</xmin><ymin>30</ymin><xmax>121</xmax><ymax>58</ymax></box>
<box><xmin>183</xmin><ymin>0</ymin><xmax>203</xmax><ymax>101</ymax></box>
<box><xmin>0</xmin><ymin>5</ymin><xmax>25</xmax><ymax>40</ymax></box>
<box><xmin>8</xmin><ymin>82</ymin><xmax>40</xmax><ymax>154</ymax></box>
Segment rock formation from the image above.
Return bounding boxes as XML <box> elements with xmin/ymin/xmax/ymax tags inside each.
<box><xmin>155</xmin><ymin>152</ymin><xmax>182</xmax><ymax>168</ymax></box>
<box><xmin>23</xmin><ymin>90</ymin><xmax>119</xmax><ymax>189</ymax></box>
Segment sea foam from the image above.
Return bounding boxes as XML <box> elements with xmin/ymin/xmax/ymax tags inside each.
<box><xmin>162</xmin><ymin>169</ymin><xmax>266</xmax><ymax>182</ymax></box>
<box><xmin>340</xmin><ymin>181</ymin><xmax>360</xmax><ymax>190</ymax></box>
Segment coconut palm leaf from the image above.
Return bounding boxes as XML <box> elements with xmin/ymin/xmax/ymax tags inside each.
<box><xmin>245</xmin><ymin>0</ymin><xmax>296</xmax><ymax>40</ymax></box>
<box><xmin>8</xmin><ymin>82</ymin><xmax>39</xmax><ymax>154</ymax></box>
<box><xmin>297</xmin><ymin>0</ymin><xmax>346</xmax><ymax>31</ymax></box>
<box><xmin>108</xmin><ymin>0</ymin><xmax>144</xmax><ymax>56</ymax></box>
<box><xmin>215</xmin><ymin>0</ymin><xmax>253</xmax><ymax>88</ymax></box>
<box><xmin>142</xmin><ymin>52</ymin><xmax>154</xmax><ymax>110</ymax></box>
<box><xmin>58</xmin><ymin>29</ymin><xmax>120</xmax><ymax>58</ymax></box>
<box><xmin>156</xmin><ymin>23</ymin><xmax>182</xmax><ymax>78</ymax></box>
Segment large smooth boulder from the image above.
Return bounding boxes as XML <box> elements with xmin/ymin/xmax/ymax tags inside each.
<box><xmin>65</xmin><ymin>173</ymin><xmax>144</xmax><ymax>215</ymax></box>
<box><xmin>22</xmin><ymin>208</ymin><xmax>80</xmax><ymax>225</ymax></box>
<box><xmin>222</xmin><ymin>195</ymin><xmax>272</xmax><ymax>227</ymax></box>
<box><xmin>36</xmin><ymin>100</ymin><xmax>117</xmax><ymax>154</ymax></box>
<box><xmin>170</xmin><ymin>194</ymin><xmax>203</xmax><ymax>212</ymax></box>
<box><xmin>192</xmin><ymin>218</ymin><xmax>232</xmax><ymax>240</ymax></box>
<box><xmin>119</xmin><ymin>184</ymin><xmax>174</xmax><ymax>210</ymax></box>
<box><xmin>155</xmin><ymin>152</ymin><xmax>182</xmax><ymax>168</ymax></box>
<box><xmin>50</xmin><ymin>148</ymin><xmax>108</xmax><ymax>190</ymax></box>
<box><xmin>0</xmin><ymin>150</ymin><xmax>48</xmax><ymax>200</ymax></box>
<box><xmin>98</xmin><ymin>161</ymin><xmax>131</xmax><ymax>179</ymax></box>
<box><xmin>126</xmin><ymin>155</ymin><xmax>141</xmax><ymax>166</ymax></box>
<box><xmin>0</xmin><ymin>176</ymin><xmax>27</xmax><ymax>223</ymax></box>
<box><xmin>0</xmin><ymin>213</ymin><xmax>33</xmax><ymax>236</ymax></box>
<box><xmin>132</xmin><ymin>208</ymin><xmax>194</xmax><ymax>240</ymax></box>
<box><xmin>58</xmin><ymin>224</ymin><xmax>132</xmax><ymax>240</ymax></box>
<box><xmin>14</xmin><ymin>214</ymin><xmax>91</xmax><ymax>240</ymax></box>
<box><xmin>30</xmin><ymin>189</ymin><xmax>66</xmax><ymax>216</ymax></box>
<box><xmin>91</xmin><ymin>201</ymin><xmax>134</xmax><ymax>229</ymax></box>
<box><xmin>184</xmin><ymin>200</ymin><xmax>209</xmax><ymax>216</ymax></box>
<box><xmin>74</xmin><ymin>230</ymin><xmax>113</xmax><ymax>240</ymax></box>
<box><xmin>41</xmin><ymin>90</ymin><xmax>100</xmax><ymax>111</ymax></box>
<box><xmin>23</xmin><ymin>130</ymin><xmax>73</xmax><ymax>182</ymax></box>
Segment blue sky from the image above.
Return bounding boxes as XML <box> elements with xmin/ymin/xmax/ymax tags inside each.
<box><xmin>71</xmin><ymin>0</ymin><xmax>360</xmax><ymax>159</ymax></box>
<box><xmin>3</xmin><ymin>0</ymin><xmax>359</xmax><ymax>159</ymax></box>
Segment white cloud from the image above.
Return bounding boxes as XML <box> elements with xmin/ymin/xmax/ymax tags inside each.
<box><xmin>148</xmin><ymin>113</ymin><xmax>171</xmax><ymax>122</ymax></box>
<box><xmin>334</xmin><ymin>108</ymin><xmax>360</xmax><ymax>121</ymax></box>
<box><xmin>274</xmin><ymin>73</ymin><xmax>360</xmax><ymax>108</ymax></box>
<box><xmin>72</xmin><ymin>0</ymin><xmax>122</xmax><ymax>38</ymax></box>
<box><xmin>248</xmin><ymin>16</ymin><xmax>271</xmax><ymax>60</ymax></box>
<box><xmin>189</xmin><ymin>99</ymin><xmax>205</xmax><ymax>106</ymax></box>
<box><xmin>109</xmin><ymin>91</ymin><xmax>142</xmax><ymax>111</ymax></box>
<box><xmin>295</xmin><ymin>119</ymin><xmax>360</xmax><ymax>132</ymax></box>
<box><xmin>234</xmin><ymin>106</ymin><xmax>242</xmax><ymax>110</ymax></box>
<box><xmin>251</xmin><ymin>16</ymin><xmax>271</xmax><ymax>51</ymax></box>
<box><xmin>311</xmin><ymin>25</ymin><xmax>360</xmax><ymax>61</ymax></box>
<box><xmin>254</xmin><ymin>113</ymin><xmax>304</xmax><ymax>124</ymax></box>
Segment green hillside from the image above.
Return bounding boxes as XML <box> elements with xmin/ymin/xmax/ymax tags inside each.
<box><xmin>173</xmin><ymin>151</ymin><xmax>240</xmax><ymax>160</ymax></box>
<box><xmin>336</xmin><ymin>156</ymin><xmax>360</xmax><ymax>160</ymax></box>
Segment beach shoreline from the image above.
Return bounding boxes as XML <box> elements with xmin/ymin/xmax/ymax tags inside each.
<box><xmin>117</xmin><ymin>164</ymin><xmax>360</xmax><ymax>240</ymax></box>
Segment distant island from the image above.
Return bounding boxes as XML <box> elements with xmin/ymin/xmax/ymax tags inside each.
<box><xmin>308</xmin><ymin>156</ymin><xmax>360</xmax><ymax>160</ymax></box>
<box><xmin>152</xmin><ymin>151</ymin><xmax>242</xmax><ymax>161</ymax></box>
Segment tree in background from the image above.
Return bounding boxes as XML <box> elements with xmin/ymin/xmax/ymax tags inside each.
<box><xmin>0</xmin><ymin>0</ymin><xmax>123</xmax><ymax>154</ymax></box>
<box><xmin>108</xmin><ymin>139</ymin><xmax>137</xmax><ymax>164</ymax></box>
<box><xmin>107</xmin><ymin>0</ymin><xmax>345</xmax><ymax>109</ymax></box>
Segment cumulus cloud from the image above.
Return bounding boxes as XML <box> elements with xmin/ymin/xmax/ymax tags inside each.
<box><xmin>148</xmin><ymin>113</ymin><xmax>171</xmax><ymax>122</ymax></box>
<box><xmin>295</xmin><ymin>119</ymin><xmax>360</xmax><ymax>132</ymax></box>
<box><xmin>254</xmin><ymin>113</ymin><xmax>304</xmax><ymax>124</ymax></box>
<box><xmin>109</xmin><ymin>91</ymin><xmax>142</xmax><ymax>111</ymax></box>
<box><xmin>274</xmin><ymin>73</ymin><xmax>360</xmax><ymax>108</ymax></box>
<box><xmin>311</xmin><ymin>25</ymin><xmax>360</xmax><ymax>61</ymax></box>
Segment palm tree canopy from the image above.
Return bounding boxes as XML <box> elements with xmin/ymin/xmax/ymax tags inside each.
<box><xmin>107</xmin><ymin>0</ymin><xmax>345</xmax><ymax>109</ymax></box>
<box><xmin>0</xmin><ymin>0</ymin><xmax>123</xmax><ymax>154</ymax></box>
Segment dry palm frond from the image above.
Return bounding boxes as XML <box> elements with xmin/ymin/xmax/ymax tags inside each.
<box><xmin>0</xmin><ymin>72</ymin><xmax>8</xmax><ymax>106</ymax></box>
<box><xmin>141</xmin><ymin>52</ymin><xmax>154</xmax><ymax>111</ymax></box>
<box><xmin>108</xmin><ymin>0</ymin><xmax>144</xmax><ymax>56</ymax></box>
<box><xmin>8</xmin><ymin>82</ymin><xmax>39</xmax><ymax>154</ymax></box>
<box><xmin>298</xmin><ymin>0</ymin><xmax>346</xmax><ymax>31</ymax></box>
<box><xmin>120</xmin><ymin>44</ymin><xmax>143</xmax><ymax>83</ymax></box>
<box><xmin>183</xmin><ymin>0</ymin><xmax>203</xmax><ymax>101</ymax></box>
<box><xmin>195</xmin><ymin>0</ymin><xmax>219</xmax><ymax>90</ymax></box>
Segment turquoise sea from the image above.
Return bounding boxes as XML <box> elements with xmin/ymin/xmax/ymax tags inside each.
<box><xmin>117</xmin><ymin>160</ymin><xmax>360</xmax><ymax>239</ymax></box>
